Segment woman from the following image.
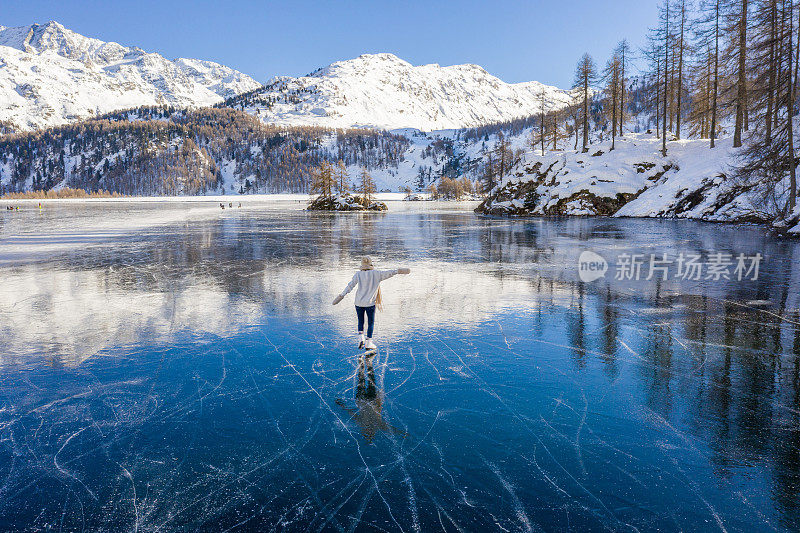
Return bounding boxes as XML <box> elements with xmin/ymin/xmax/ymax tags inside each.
<box><xmin>333</xmin><ymin>257</ymin><xmax>411</xmax><ymax>350</ymax></box>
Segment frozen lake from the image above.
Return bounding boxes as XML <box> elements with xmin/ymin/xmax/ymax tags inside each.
<box><xmin>1</xmin><ymin>198</ymin><xmax>800</xmax><ymax>531</ymax></box>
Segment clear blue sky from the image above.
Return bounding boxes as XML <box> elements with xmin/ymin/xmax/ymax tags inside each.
<box><xmin>2</xmin><ymin>0</ymin><xmax>659</xmax><ymax>88</ymax></box>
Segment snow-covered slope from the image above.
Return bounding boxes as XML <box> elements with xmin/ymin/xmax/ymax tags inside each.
<box><xmin>228</xmin><ymin>53</ymin><xmax>573</xmax><ymax>131</ymax></box>
<box><xmin>0</xmin><ymin>21</ymin><xmax>261</xmax><ymax>130</ymax></box>
<box><xmin>476</xmin><ymin>133</ymin><xmax>791</xmax><ymax>224</ymax></box>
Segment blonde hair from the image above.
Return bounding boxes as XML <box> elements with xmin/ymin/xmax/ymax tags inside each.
<box><xmin>360</xmin><ymin>256</ymin><xmax>383</xmax><ymax>311</ymax></box>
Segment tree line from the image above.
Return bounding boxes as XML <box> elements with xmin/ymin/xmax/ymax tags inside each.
<box><xmin>0</xmin><ymin>107</ymin><xmax>410</xmax><ymax>195</ymax></box>
<box><xmin>639</xmin><ymin>0</ymin><xmax>798</xmax><ymax>212</ymax></box>
<box><xmin>469</xmin><ymin>0</ymin><xmax>800</xmax><ymax>214</ymax></box>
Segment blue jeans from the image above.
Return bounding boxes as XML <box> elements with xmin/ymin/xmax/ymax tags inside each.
<box><xmin>356</xmin><ymin>305</ymin><xmax>375</xmax><ymax>338</ymax></box>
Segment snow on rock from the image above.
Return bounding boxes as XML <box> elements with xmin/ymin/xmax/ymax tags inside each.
<box><xmin>476</xmin><ymin>133</ymin><xmax>787</xmax><ymax>223</ymax></box>
<box><xmin>307</xmin><ymin>194</ymin><xmax>387</xmax><ymax>211</ymax></box>
<box><xmin>0</xmin><ymin>21</ymin><xmax>261</xmax><ymax>130</ymax></box>
<box><xmin>776</xmin><ymin>205</ymin><xmax>800</xmax><ymax>234</ymax></box>
<box><xmin>230</xmin><ymin>53</ymin><xmax>573</xmax><ymax>131</ymax></box>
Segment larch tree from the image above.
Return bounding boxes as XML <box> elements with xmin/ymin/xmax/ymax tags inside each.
<box><xmin>784</xmin><ymin>0</ymin><xmax>795</xmax><ymax>211</ymax></box>
<box><xmin>735</xmin><ymin>0</ymin><xmax>798</xmax><ymax>213</ymax></box>
<box><xmin>569</xmin><ymin>92</ymin><xmax>583</xmax><ymax>149</ymax></box>
<box><xmin>335</xmin><ymin>159</ymin><xmax>349</xmax><ymax>195</ymax></box>
<box><xmin>661</xmin><ymin>0</ymin><xmax>671</xmax><ymax>155</ymax></box>
<box><xmin>674</xmin><ymin>0</ymin><xmax>689</xmax><ymax>140</ymax></box>
<box><xmin>482</xmin><ymin>133</ymin><xmax>520</xmax><ymax>192</ymax></box>
<box><xmin>573</xmin><ymin>53</ymin><xmax>597</xmax><ymax>153</ymax></box>
<box><xmin>482</xmin><ymin>152</ymin><xmax>497</xmax><ymax>193</ymax></box>
<box><xmin>687</xmin><ymin>44</ymin><xmax>715</xmax><ymax>138</ymax></box>
<box><xmin>643</xmin><ymin>30</ymin><xmax>665</xmax><ymax>138</ymax></box>
<box><xmin>688</xmin><ymin>0</ymin><xmax>719</xmax><ymax>141</ymax></box>
<box><xmin>603</xmin><ymin>54</ymin><xmax>623</xmax><ymax>150</ymax></box>
<box><xmin>616</xmin><ymin>39</ymin><xmax>632</xmax><ymax>136</ymax></box>
<box><xmin>749</xmin><ymin>0</ymin><xmax>779</xmax><ymax>144</ymax></box>
<box><xmin>552</xmin><ymin>111</ymin><xmax>561</xmax><ymax>150</ymax></box>
<box><xmin>537</xmin><ymin>88</ymin><xmax>548</xmax><ymax>156</ymax></box>
<box><xmin>310</xmin><ymin>160</ymin><xmax>335</xmax><ymax>199</ymax></box>
<box><xmin>359</xmin><ymin>167</ymin><xmax>376</xmax><ymax>205</ymax></box>
<box><xmin>732</xmin><ymin>0</ymin><xmax>750</xmax><ymax>147</ymax></box>
<box><xmin>494</xmin><ymin>133</ymin><xmax>513</xmax><ymax>180</ymax></box>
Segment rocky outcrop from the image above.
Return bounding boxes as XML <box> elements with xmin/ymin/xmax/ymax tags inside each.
<box><xmin>307</xmin><ymin>194</ymin><xmax>388</xmax><ymax>212</ymax></box>
<box><xmin>474</xmin><ymin>134</ymin><xmax>786</xmax><ymax>224</ymax></box>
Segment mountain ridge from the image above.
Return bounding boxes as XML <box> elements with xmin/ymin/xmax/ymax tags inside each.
<box><xmin>225</xmin><ymin>52</ymin><xmax>573</xmax><ymax>131</ymax></box>
<box><xmin>0</xmin><ymin>21</ymin><xmax>261</xmax><ymax>130</ymax></box>
<box><xmin>0</xmin><ymin>22</ymin><xmax>575</xmax><ymax>133</ymax></box>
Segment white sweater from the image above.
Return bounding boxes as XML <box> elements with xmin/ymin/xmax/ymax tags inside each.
<box><xmin>339</xmin><ymin>269</ymin><xmax>400</xmax><ymax>307</ymax></box>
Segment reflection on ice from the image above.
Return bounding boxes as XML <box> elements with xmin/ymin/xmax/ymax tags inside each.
<box><xmin>1</xmin><ymin>200</ymin><xmax>800</xmax><ymax>531</ymax></box>
<box><xmin>337</xmin><ymin>354</ymin><xmax>405</xmax><ymax>444</ymax></box>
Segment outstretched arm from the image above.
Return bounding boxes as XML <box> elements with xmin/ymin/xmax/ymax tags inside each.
<box><xmin>335</xmin><ymin>398</ymin><xmax>357</xmax><ymax>418</ymax></box>
<box><xmin>378</xmin><ymin>268</ymin><xmax>411</xmax><ymax>281</ymax></box>
<box><xmin>333</xmin><ymin>273</ymin><xmax>358</xmax><ymax>305</ymax></box>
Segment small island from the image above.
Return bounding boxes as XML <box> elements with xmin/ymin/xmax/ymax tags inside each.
<box><xmin>306</xmin><ymin>160</ymin><xmax>387</xmax><ymax>211</ymax></box>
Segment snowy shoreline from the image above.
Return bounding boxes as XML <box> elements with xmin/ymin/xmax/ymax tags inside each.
<box><xmin>4</xmin><ymin>191</ymin><xmax>790</xmax><ymax>232</ymax></box>
<box><xmin>1</xmin><ymin>192</ymin><xmax>415</xmax><ymax>204</ymax></box>
<box><xmin>475</xmin><ymin>133</ymin><xmax>800</xmax><ymax>235</ymax></box>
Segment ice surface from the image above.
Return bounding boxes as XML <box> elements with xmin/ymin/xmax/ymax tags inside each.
<box><xmin>1</xmin><ymin>200</ymin><xmax>799</xmax><ymax>531</ymax></box>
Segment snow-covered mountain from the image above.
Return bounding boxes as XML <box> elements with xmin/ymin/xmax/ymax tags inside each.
<box><xmin>0</xmin><ymin>22</ymin><xmax>574</xmax><ymax>133</ymax></box>
<box><xmin>226</xmin><ymin>53</ymin><xmax>573</xmax><ymax>131</ymax></box>
<box><xmin>0</xmin><ymin>21</ymin><xmax>261</xmax><ymax>131</ymax></box>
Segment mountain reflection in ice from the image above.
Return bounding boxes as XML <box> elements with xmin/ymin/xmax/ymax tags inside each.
<box><xmin>1</xmin><ymin>200</ymin><xmax>800</xmax><ymax>531</ymax></box>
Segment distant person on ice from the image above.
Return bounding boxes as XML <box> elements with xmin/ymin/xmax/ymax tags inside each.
<box><xmin>332</xmin><ymin>257</ymin><xmax>410</xmax><ymax>350</ymax></box>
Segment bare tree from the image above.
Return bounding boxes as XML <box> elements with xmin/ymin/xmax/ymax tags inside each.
<box><xmin>616</xmin><ymin>39</ymin><xmax>632</xmax><ymax>136</ymax></box>
<box><xmin>552</xmin><ymin>111</ymin><xmax>561</xmax><ymax>150</ymax></box>
<box><xmin>573</xmin><ymin>53</ymin><xmax>597</xmax><ymax>153</ymax></box>
<box><xmin>335</xmin><ymin>159</ymin><xmax>349</xmax><ymax>195</ymax></box>
<box><xmin>675</xmin><ymin>0</ymin><xmax>689</xmax><ymax>140</ymax></box>
<box><xmin>735</xmin><ymin>0</ymin><xmax>798</xmax><ymax>213</ymax></box>
<box><xmin>695</xmin><ymin>0</ymin><xmax>722</xmax><ymax>147</ymax></box>
<box><xmin>603</xmin><ymin>54</ymin><xmax>623</xmax><ymax>150</ymax></box>
<box><xmin>661</xmin><ymin>0</ymin><xmax>671</xmax><ymax>155</ymax></box>
<box><xmin>537</xmin><ymin>89</ymin><xmax>548</xmax><ymax>155</ymax></box>
<box><xmin>733</xmin><ymin>0</ymin><xmax>749</xmax><ymax>147</ymax></box>
<box><xmin>359</xmin><ymin>167</ymin><xmax>376</xmax><ymax>205</ymax></box>
<box><xmin>310</xmin><ymin>160</ymin><xmax>335</xmax><ymax>199</ymax></box>
<box><xmin>786</xmin><ymin>0</ymin><xmax>796</xmax><ymax>210</ymax></box>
